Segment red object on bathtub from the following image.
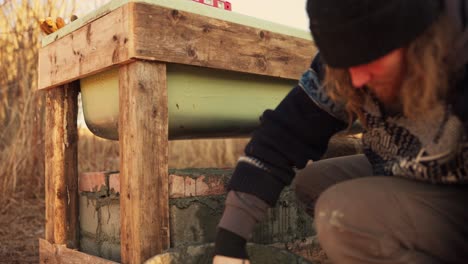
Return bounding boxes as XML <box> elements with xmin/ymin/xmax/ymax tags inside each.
<box><xmin>192</xmin><ymin>0</ymin><xmax>232</xmax><ymax>11</ymax></box>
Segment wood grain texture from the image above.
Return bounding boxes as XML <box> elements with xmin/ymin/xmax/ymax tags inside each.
<box><xmin>38</xmin><ymin>2</ymin><xmax>315</xmax><ymax>90</ymax></box>
<box><xmin>45</xmin><ymin>91</ymin><xmax>55</xmax><ymax>242</ymax></box>
<box><xmin>64</xmin><ymin>83</ymin><xmax>80</xmax><ymax>249</ymax></box>
<box><xmin>132</xmin><ymin>2</ymin><xmax>315</xmax><ymax>80</ymax></box>
<box><xmin>38</xmin><ymin>5</ymin><xmax>131</xmax><ymax>90</ymax></box>
<box><xmin>119</xmin><ymin>61</ymin><xmax>170</xmax><ymax>264</ymax></box>
<box><xmin>44</xmin><ymin>83</ymin><xmax>79</xmax><ymax>246</ymax></box>
<box><xmin>39</xmin><ymin>239</ymin><xmax>117</xmax><ymax>264</ymax></box>
<box><xmin>44</xmin><ymin>89</ymin><xmax>55</xmax><ymax>243</ymax></box>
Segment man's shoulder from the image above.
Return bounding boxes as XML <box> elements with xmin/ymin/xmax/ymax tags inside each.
<box><xmin>298</xmin><ymin>53</ymin><xmax>348</xmax><ymax>123</ymax></box>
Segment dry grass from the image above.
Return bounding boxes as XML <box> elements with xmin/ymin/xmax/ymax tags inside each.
<box><xmin>0</xmin><ymin>0</ymin><xmax>113</xmax><ymax>201</ymax></box>
<box><xmin>0</xmin><ymin>92</ymin><xmax>45</xmax><ymax>201</ymax></box>
<box><xmin>78</xmin><ymin>127</ymin><xmax>249</xmax><ymax>173</ymax></box>
<box><xmin>0</xmin><ymin>191</ymin><xmax>45</xmax><ymax>264</ymax></box>
<box><xmin>0</xmin><ymin>1</ymin><xmax>123</xmax><ymax>263</ymax></box>
<box><xmin>169</xmin><ymin>137</ymin><xmax>249</xmax><ymax>168</ymax></box>
<box><xmin>78</xmin><ymin>128</ymin><xmax>120</xmax><ymax>174</ymax></box>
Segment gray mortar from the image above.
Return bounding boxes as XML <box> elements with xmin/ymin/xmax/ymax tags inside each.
<box><xmin>100</xmin><ymin>203</ymin><xmax>121</xmax><ymax>239</ymax></box>
<box><xmin>77</xmin><ymin>136</ymin><xmax>362</xmax><ymax>261</ymax></box>
<box><xmin>80</xmin><ymin>194</ymin><xmax>121</xmax><ymax>262</ymax></box>
<box><xmin>80</xmin><ymin>236</ymin><xmax>100</xmax><ymax>256</ymax></box>
<box><xmin>169</xmin><ymin>186</ymin><xmax>315</xmax><ymax>247</ymax></box>
<box><xmin>79</xmin><ymin>165</ymin><xmax>343</xmax><ymax>262</ymax></box>
<box><xmin>170</xmin><ymin>195</ymin><xmax>226</xmax><ymax>247</ymax></box>
<box><xmin>251</xmin><ymin>187</ymin><xmax>315</xmax><ymax>245</ymax></box>
<box><xmin>80</xmin><ymin>185</ymin><xmax>315</xmax><ymax>262</ymax></box>
<box><xmin>101</xmin><ymin>241</ymin><xmax>121</xmax><ymax>262</ymax></box>
<box><xmin>79</xmin><ymin>196</ymin><xmax>99</xmax><ymax>236</ymax></box>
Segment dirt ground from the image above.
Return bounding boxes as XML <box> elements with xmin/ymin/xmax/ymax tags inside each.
<box><xmin>0</xmin><ymin>191</ymin><xmax>45</xmax><ymax>264</ymax></box>
<box><xmin>0</xmin><ymin>194</ymin><xmax>325</xmax><ymax>264</ymax></box>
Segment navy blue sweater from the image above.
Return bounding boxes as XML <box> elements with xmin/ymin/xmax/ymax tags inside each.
<box><xmin>228</xmin><ymin>55</ymin><xmax>346</xmax><ymax>206</ymax></box>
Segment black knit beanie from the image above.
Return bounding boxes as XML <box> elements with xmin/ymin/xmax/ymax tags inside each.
<box><xmin>307</xmin><ymin>0</ymin><xmax>443</xmax><ymax>68</ymax></box>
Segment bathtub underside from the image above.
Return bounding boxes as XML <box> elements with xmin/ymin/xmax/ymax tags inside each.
<box><xmin>80</xmin><ymin>64</ymin><xmax>296</xmax><ymax>140</ymax></box>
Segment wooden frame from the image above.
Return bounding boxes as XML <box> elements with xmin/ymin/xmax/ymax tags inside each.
<box><xmin>44</xmin><ymin>82</ymin><xmax>79</xmax><ymax>249</ymax></box>
<box><xmin>40</xmin><ymin>239</ymin><xmax>117</xmax><ymax>264</ymax></box>
<box><xmin>38</xmin><ymin>2</ymin><xmax>314</xmax><ymax>90</ymax></box>
<box><xmin>119</xmin><ymin>61</ymin><xmax>170</xmax><ymax>263</ymax></box>
<box><xmin>39</xmin><ymin>2</ymin><xmax>315</xmax><ymax>263</ymax></box>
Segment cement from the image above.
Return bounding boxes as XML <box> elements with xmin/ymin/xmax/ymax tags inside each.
<box><xmin>79</xmin><ymin>185</ymin><xmax>315</xmax><ymax>261</ymax></box>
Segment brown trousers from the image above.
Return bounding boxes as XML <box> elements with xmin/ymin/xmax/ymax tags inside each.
<box><xmin>293</xmin><ymin>154</ymin><xmax>468</xmax><ymax>264</ymax></box>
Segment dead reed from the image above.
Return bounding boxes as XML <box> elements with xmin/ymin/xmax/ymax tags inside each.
<box><xmin>0</xmin><ymin>0</ymin><xmax>111</xmax><ymax>201</ymax></box>
<box><xmin>78</xmin><ymin>125</ymin><xmax>249</xmax><ymax>173</ymax></box>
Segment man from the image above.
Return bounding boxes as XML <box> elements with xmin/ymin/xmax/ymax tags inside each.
<box><xmin>213</xmin><ymin>0</ymin><xmax>468</xmax><ymax>263</ymax></box>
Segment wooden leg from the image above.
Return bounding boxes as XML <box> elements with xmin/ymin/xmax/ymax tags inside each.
<box><xmin>44</xmin><ymin>82</ymin><xmax>79</xmax><ymax>248</ymax></box>
<box><xmin>40</xmin><ymin>239</ymin><xmax>116</xmax><ymax>263</ymax></box>
<box><xmin>119</xmin><ymin>61</ymin><xmax>170</xmax><ymax>264</ymax></box>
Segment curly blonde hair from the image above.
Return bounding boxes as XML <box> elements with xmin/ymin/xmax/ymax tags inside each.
<box><xmin>323</xmin><ymin>15</ymin><xmax>456</xmax><ymax>126</ymax></box>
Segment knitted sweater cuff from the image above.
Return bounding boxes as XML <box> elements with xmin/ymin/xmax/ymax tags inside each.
<box><xmin>214</xmin><ymin>228</ymin><xmax>248</xmax><ymax>259</ymax></box>
<box><xmin>228</xmin><ymin>160</ymin><xmax>285</xmax><ymax>206</ymax></box>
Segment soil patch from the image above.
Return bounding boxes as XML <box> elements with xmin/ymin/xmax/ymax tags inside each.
<box><xmin>0</xmin><ymin>191</ymin><xmax>45</xmax><ymax>264</ymax></box>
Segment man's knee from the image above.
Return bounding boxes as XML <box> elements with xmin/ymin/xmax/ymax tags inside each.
<box><xmin>293</xmin><ymin>164</ymin><xmax>322</xmax><ymax>216</ymax></box>
<box><xmin>314</xmin><ymin>180</ymin><xmax>355</xmax><ymax>249</ymax></box>
<box><xmin>294</xmin><ymin>163</ymin><xmax>339</xmax><ymax>217</ymax></box>
<box><xmin>314</xmin><ymin>177</ymin><xmax>409</xmax><ymax>261</ymax></box>
<box><xmin>314</xmin><ymin>177</ymin><xmax>386</xmax><ymax>233</ymax></box>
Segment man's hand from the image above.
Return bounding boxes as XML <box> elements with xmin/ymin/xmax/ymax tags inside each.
<box><xmin>213</xmin><ymin>255</ymin><xmax>251</xmax><ymax>264</ymax></box>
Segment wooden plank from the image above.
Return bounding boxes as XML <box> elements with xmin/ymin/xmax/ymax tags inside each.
<box><xmin>38</xmin><ymin>2</ymin><xmax>315</xmax><ymax>90</ymax></box>
<box><xmin>39</xmin><ymin>239</ymin><xmax>117</xmax><ymax>264</ymax></box>
<box><xmin>132</xmin><ymin>2</ymin><xmax>315</xmax><ymax>80</ymax></box>
<box><xmin>41</xmin><ymin>0</ymin><xmax>311</xmax><ymax>47</ymax></box>
<box><xmin>38</xmin><ymin>5</ymin><xmax>131</xmax><ymax>90</ymax></box>
<box><xmin>44</xmin><ymin>83</ymin><xmax>79</xmax><ymax>246</ymax></box>
<box><xmin>65</xmin><ymin>82</ymin><xmax>80</xmax><ymax>249</ymax></box>
<box><xmin>119</xmin><ymin>61</ymin><xmax>170</xmax><ymax>264</ymax></box>
<box><xmin>44</xmin><ymin>93</ymin><xmax>56</xmax><ymax>242</ymax></box>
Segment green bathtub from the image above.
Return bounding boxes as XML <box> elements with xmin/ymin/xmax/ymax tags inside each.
<box><xmin>64</xmin><ymin>0</ymin><xmax>313</xmax><ymax>141</ymax></box>
<box><xmin>80</xmin><ymin>64</ymin><xmax>297</xmax><ymax>140</ymax></box>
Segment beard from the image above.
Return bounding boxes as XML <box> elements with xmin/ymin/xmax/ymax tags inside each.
<box><xmin>367</xmin><ymin>79</ymin><xmax>402</xmax><ymax>106</ymax></box>
<box><xmin>367</xmin><ymin>82</ymin><xmax>404</xmax><ymax>115</ymax></box>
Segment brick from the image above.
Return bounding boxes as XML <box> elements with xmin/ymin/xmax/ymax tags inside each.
<box><xmin>79</xmin><ymin>172</ymin><xmax>107</xmax><ymax>193</ymax></box>
<box><xmin>184</xmin><ymin>177</ymin><xmax>196</xmax><ymax>197</ymax></box>
<box><xmin>104</xmin><ymin>172</ymin><xmax>229</xmax><ymax>198</ymax></box>
<box><xmin>169</xmin><ymin>175</ymin><xmax>185</xmax><ymax>198</ymax></box>
<box><xmin>195</xmin><ymin>175</ymin><xmax>225</xmax><ymax>196</ymax></box>
<box><xmin>108</xmin><ymin>173</ymin><xmax>120</xmax><ymax>194</ymax></box>
<box><xmin>195</xmin><ymin>176</ymin><xmax>210</xmax><ymax>195</ymax></box>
